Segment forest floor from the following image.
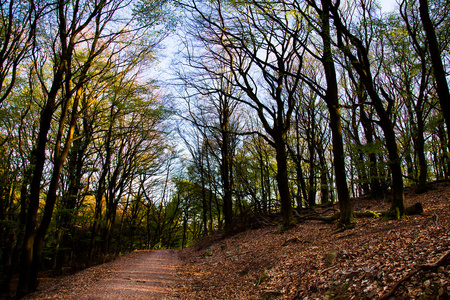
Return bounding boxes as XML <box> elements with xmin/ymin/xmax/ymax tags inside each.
<box><xmin>5</xmin><ymin>181</ymin><xmax>450</xmax><ymax>299</ymax></box>
<box><xmin>176</xmin><ymin>180</ymin><xmax>450</xmax><ymax>299</ymax></box>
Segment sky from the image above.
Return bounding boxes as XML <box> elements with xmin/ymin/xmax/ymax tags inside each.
<box><xmin>151</xmin><ymin>0</ymin><xmax>400</xmax><ymax>83</ymax></box>
<box><xmin>379</xmin><ymin>0</ymin><xmax>397</xmax><ymax>13</ymax></box>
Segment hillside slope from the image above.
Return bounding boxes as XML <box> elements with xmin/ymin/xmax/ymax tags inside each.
<box><xmin>176</xmin><ymin>181</ymin><xmax>450</xmax><ymax>299</ymax></box>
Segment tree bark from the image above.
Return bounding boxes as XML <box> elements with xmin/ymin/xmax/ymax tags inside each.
<box><xmin>221</xmin><ymin>125</ymin><xmax>233</xmax><ymax>231</ymax></box>
<box><xmin>414</xmin><ymin>107</ymin><xmax>428</xmax><ymax>193</ymax></box>
<box><xmin>306</xmin><ymin>115</ymin><xmax>316</xmax><ymax>207</ymax></box>
<box><xmin>199</xmin><ymin>144</ymin><xmax>208</xmax><ymax>235</ymax></box>
<box><xmin>321</xmin><ymin>0</ymin><xmax>354</xmax><ymax>227</ymax></box>
<box><xmin>53</xmin><ymin>118</ymin><xmax>91</xmax><ymax>274</ymax></box>
<box><xmin>274</xmin><ymin>133</ymin><xmax>294</xmax><ymax>229</ymax></box>
<box><xmin>16</xmin><ymin>71</ymin><xmax>63</xmax><ymax>297</ymax></box>
<box><xmin>28</xmin><ymin>82</ymin><xmax>80</xmax><ymax>291</ymax></box>
<box><xmin>360</xmin><ymin>106</ymin><xmax>384</xmax><ymax>198</ymax></box>
<box><xmin>293</xmin><ymin>111</ymin><xmax>308</xmax><ymax>206</ymax></box>
<box><xmin>419</xmin><ymin>0</ymin><xmax>450</xmax><ymax>146</ymax></box>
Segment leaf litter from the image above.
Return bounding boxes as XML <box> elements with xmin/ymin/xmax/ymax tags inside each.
<box><xmin>176</xmin><ymin>181</ymin><xmax>450</xmax><ymax>299</ymax></box>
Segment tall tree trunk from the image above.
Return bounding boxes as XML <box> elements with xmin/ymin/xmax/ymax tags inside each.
<box><xmin>419</xmin><ymin>0</ymin><xmax>450</xmax><ymax>145</ymax></box>
<box><xmin>16</xmin><ymin>81</ymin><xmax>62</xmax><ymax>297</ymax></box>
<box><xmin>306</xmin><ymin>110</ymin><xmax>316</xmax><ymax>207</ymax></box>
<box><xmin>360</xmin><ymin>106</ymin><xmax>384</xmax><ymax>198</ymax></box>
<box><xmin>321</xmin><ymin>0</ymin><xmax>354</xmax><ymax>227</ymax></box>
<box><xmin>28</xmin><ymin>88</ymin><xmax>79</xmax><ymax>291</ymax></box>
<box><xmin>412</xmin><ymin>107</ymin><xmax>428</xmax><ymax>193</ymax></box>
<box><xmin>205</xmin><ymin>150</ymin><xmax>214</xmax><ymax>233</ymax></box>
<box><xmin>258</xmin><ymin>142</ymin><xmax>269</xmax><ymax>214</ymax></box>
<box><xmin>221</xmin><ymin>125</ymin><xmax>233</xmax><ymax>232</ymax></box>
<box><xmin>293</xmin><ymin>111</ymin><xmax>308</xmax><ymax>206</ymax></box>
<box><xmin>350</xmin><ymin>106</ymin><xmax>370</xmax><ymax>196</ymax></box>
<box><xmin>330</xmin><ymin>2</ymin><xmax>406</xmax><ymax>218</ymax></box>
<box><xmin>53</xmin><ymin>119</ymin><xmax>90</xmax><ymax>274</ymax></box>
<box><xmin>1</xmin><ymin>166</ymin><xmax>31</xmax><ymax>292</ymax></box>
<box><xmin>199</xmin><ymin>149</ymin><xmax>208</xmax><ymax>235</ymax></box>
<box><xmin>273</xmin><ymin>132</ymin><xmax>293</xmax><ymax>229</ymax></box>
<box><xmin>317</xmin><ymin>143</ymin><xmax>330</xmax><ymax>205</ymax></box>
<box><xmin>89</xmin><ymin>106</ymin><xmax>115</xmax><ymax>262</ymax></box>
<box><xmin>370</xmin><ymin>95</ymin><xmax>406</xmax><ymax>217</ymax></box>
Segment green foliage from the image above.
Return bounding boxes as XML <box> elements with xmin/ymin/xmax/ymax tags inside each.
<box><xmin>369</xmin><ymin>211</ymin><xmax>382</xmax><ymax>218</ymax></box>
<box><xmin>133</xmin><ymin>0</ymin><xmax>180</xmax><ymax>34</ymax></box>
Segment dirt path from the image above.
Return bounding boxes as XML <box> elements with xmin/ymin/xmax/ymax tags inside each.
<box><xmin>23</xmin><ymin>249</ymin><xmax>183</xmax><ymax>300</ymax></box>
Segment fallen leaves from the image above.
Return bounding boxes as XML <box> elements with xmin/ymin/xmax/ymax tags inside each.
<box><xmin>177</xmin><ymin>181</ymin><xmax>450</xmax><ymax>299</ymax></box>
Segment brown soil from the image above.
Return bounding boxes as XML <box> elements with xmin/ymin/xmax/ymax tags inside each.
<box><xmin>21</xmin><ymin>249</ymin><xmax>182</xmax><ymax>300</ymax></box>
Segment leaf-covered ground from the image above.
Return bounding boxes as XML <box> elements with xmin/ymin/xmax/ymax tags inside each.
<box><xmin>175</xmin><ymin>181</ymin><xmax>450</xmax><ymax>299</ymax></box>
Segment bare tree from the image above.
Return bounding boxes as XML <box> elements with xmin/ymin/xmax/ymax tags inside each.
<box><xmin>180</xmin><ymin>0</ymin><xmax>309</xmax><ymax>229</ymax></box>
<box><xmin>177</xmin><ymin>47</ymin><xmax>244</xmax><ymax>231</ymax></box>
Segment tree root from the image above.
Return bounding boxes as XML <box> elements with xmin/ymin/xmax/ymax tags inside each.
<box><xmin>294</xmin><ymin>203</ymin><xmax>423</xmax><ymax>224</ymax></box>
<box><xmin>378</xmin><ymin>250</ymin><xmax>450</xmax><ymax>300</ymax></box>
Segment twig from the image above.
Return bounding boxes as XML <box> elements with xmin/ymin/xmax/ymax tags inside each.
<box><xmin>378</xmin><ymin>268</ymin><xmax>419</xmax><ymax>300</ymax></box>
<box><xmin>319</xmin><ymin>264</ymin><xmax>338</xmax><ymax>275</ymax></box>
<box><xmin>337</xmin><ymin>232</ymin><xmax>356</xmax><ymax>239</ymax></box>
<box><xmin>433</xmin><ymin>212</ymin><xmax>439</xmax><ymax>227</ymax></box>
<box><xmin>378</xmin><ymin>250</ymin><xmax>450</xmax><ymax>300</ymax></box>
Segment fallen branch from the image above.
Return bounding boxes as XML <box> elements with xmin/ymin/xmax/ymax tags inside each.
<box><xmin>319</xmin><ymin>263</ymin><xmax>339</xmax><ymax>275</ymax></box>
<box><xmin>378</xmin><ymin>250</ymin><xmax>450</xmax><ymax>300</ymax></box>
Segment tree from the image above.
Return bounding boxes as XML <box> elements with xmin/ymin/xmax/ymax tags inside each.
<box><xmin>52</xmin><ymin>101</ymin><xmax>93</xmax><ymax>275</ymax></box>
<box><xmin>180</xmin><ymin>0</ymin><xmax>311</xmax><ymax>229</ymax></box>
<box><xmin>236</xmin><ymin>129</ymin><xmax>277</xmax><ymax>215</ymax></box>
<box><xmin>342</xmin><ymin>66</ymin><xmax>386</xmax><ymax>198</ymax></box>
<box><xmin>178</xmin><ymin>47</ymin><xmax>244</xmax><ymax>231</ymax></box>
<box><xmin>178</xmin><ymin>126</ymin><xmax>213</xmax><ymax>235</ymax></box>
<box><xmin>317</xmin><ymin>0</ymin><xmax>354</xmax><ymax>226</ymax></box>
<box><xmin>16</xmin><ymin>0</ymin><xmax>162</xmax><ymax>294</ymax></box>
<box><xmin>287</xmin><ymin>75</ymin><xmax>332</xmax><ymax>207</ymax></box>
<box><xmin>328</xmin><ymin>0</ymin><xmax>406</xmax><ymax>218</ymax></box>
<box><xmin>86</xmin><ymin>73</ymin><xmax>171</xmax><ymax>258</ymax></box>
<box><xmin>248</xmin><ymin>0</ymin><xmax>354</xmax><ymax>226</ymax></box>
<box><xmin>384</xmin><ymin>1</ymin><xmax>435</xmax><ymax>193</ymax></box>
<box><xmin>419</xmin><ymin>0</ymin><xmax>450</xmax><ymax>147</ymax></box>
<box><xmin>0</xmin><ymin>63</ymin><xmax>43</xmax><ymax>292</ymax></box>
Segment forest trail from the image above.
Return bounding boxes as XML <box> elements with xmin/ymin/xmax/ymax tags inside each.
<box><xmin>23</xmin><ymin>249</ymin><xmax>183</xmax><ymax>300</ymax></box>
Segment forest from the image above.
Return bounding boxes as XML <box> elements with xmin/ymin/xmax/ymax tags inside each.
<box><xmin>0</xmin><ymin>0</ymin><xmax>449</xmax><ymax>297</ymax></box>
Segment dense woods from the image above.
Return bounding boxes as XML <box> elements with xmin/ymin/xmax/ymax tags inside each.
<box><xmin>0</xmin><ymin>0</ymin><xmax>449</xmax><ymax>297</ymax></box>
